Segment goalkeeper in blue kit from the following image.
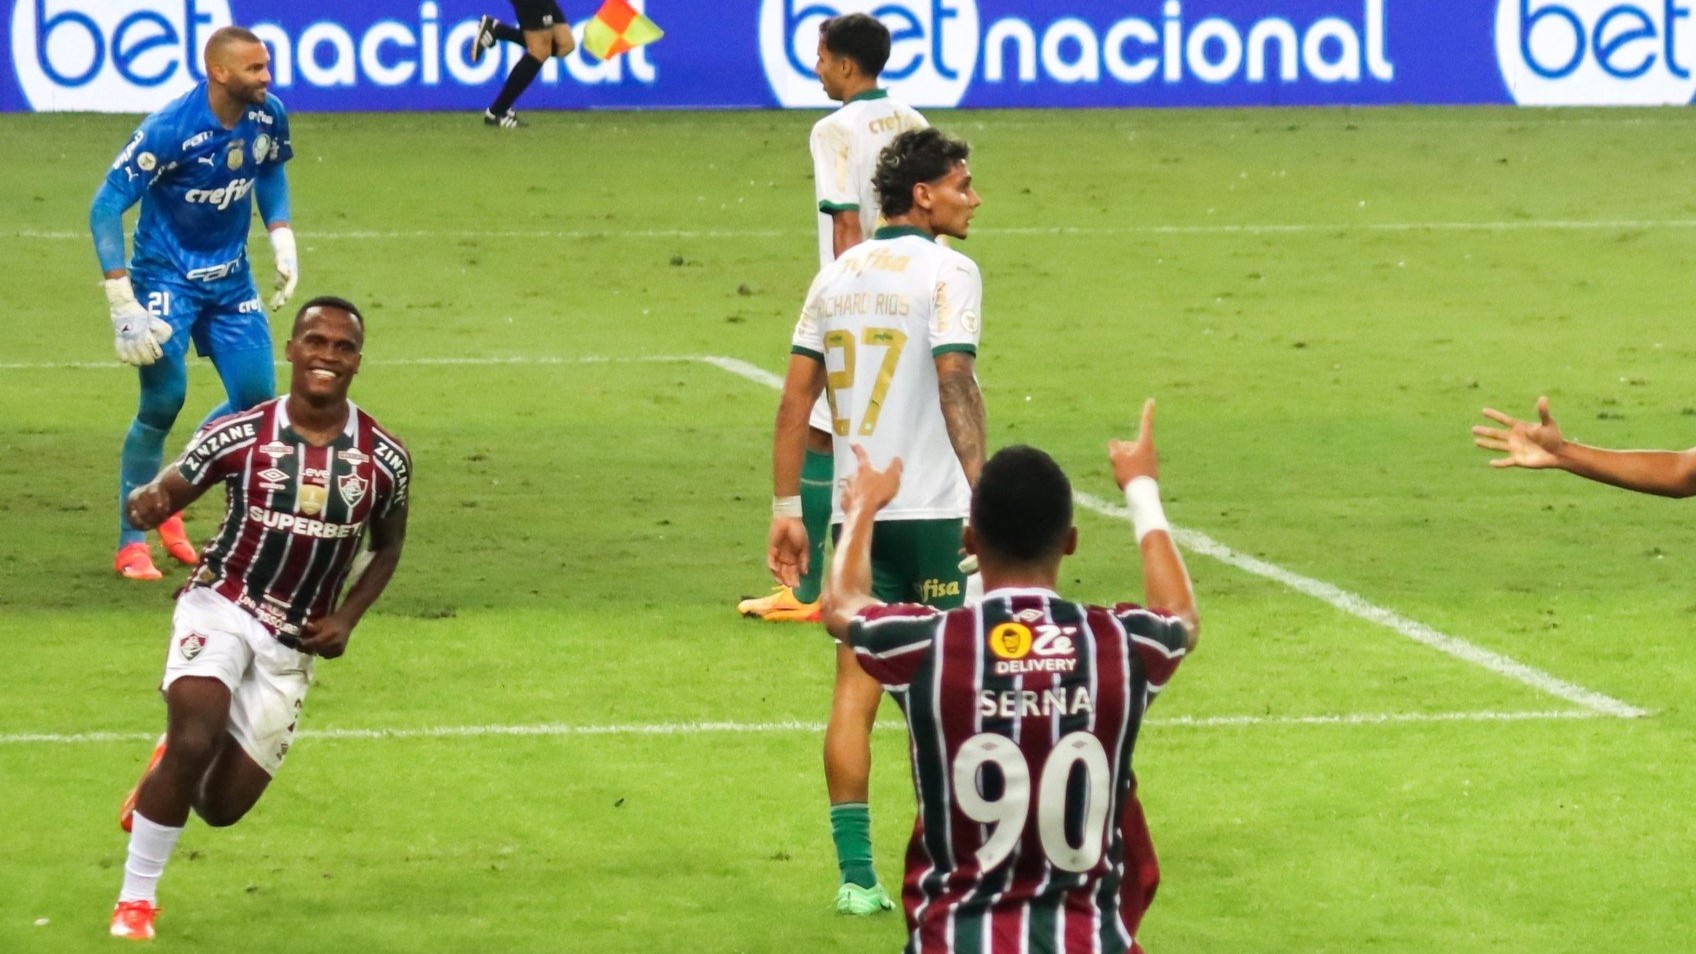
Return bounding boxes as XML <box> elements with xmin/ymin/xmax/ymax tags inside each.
<box><xmin>90</xmin><ymin>26</ymin><xmax>299</xmax><ymax>581</ymax></box>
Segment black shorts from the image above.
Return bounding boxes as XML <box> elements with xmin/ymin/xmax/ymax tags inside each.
<box><xmin>509</xmin><ymin>0</ymin><xmax>566</xmax><ymax>31</ymax></box>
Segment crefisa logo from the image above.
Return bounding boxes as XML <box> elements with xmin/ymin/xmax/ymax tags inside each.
<box><xmin>1496</xmin><ymin>0</ymin><xmax>1696</xmax><ymax>104</ymax></box>
<box><xmin>760</xmin><ymin>0</ymin><xmax>981</xmax><ymax>108</ymax></box>
<box><xmin>13</xmin><ymin>0</ymin><xmax>234</xmax><ymax>111</ymax></box>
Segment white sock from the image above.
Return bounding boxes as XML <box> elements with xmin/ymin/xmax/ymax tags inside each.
<box><xmin>119</xmin><ymin>813</ymin><xmax>184</xmax><ymax>903</ymax></box>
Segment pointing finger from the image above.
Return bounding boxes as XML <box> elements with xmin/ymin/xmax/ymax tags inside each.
<box><xmin>1536</xmin><ymin>396</ymin><xmax>1554</xmax><ymax>427</ymax></box>
<box><xmin>1138</xmin><ymin>398</ymin><xmax>1155</xmax><ymax>441</ymax></box>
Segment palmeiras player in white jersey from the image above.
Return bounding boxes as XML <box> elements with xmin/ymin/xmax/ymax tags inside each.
<box><xmin>90</xmin><ymin>25</ymin><xmax>300</xmax><ymax>582</ymax></box>
<box><xmin>739</xmin><ymin>12</ymin><xmax>929</xmax><ymax>625</ymax></box>
<box><xmin>769</xmin><ymin>127</ymin><xmax>987</xmax><ymax>914</ymax></box>
<box><xmin>823</xmin><ymin>402</ymin><xmax>1201</xmax><ymax>954</ymax></box>
<box><xmin>109</xmin><ymin>297</ymin><xmax>409</xmax><ymax>941</ymax></box>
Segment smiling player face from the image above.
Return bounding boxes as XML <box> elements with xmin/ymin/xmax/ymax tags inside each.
<box><xmin>209</xmin><ymin>39</ymin><xmax>272</xmax><ymax>105</ymax></box>
<box><xmin>285</xmin><ymin>306</ymin><xmax>363</xmax><ymax>405</ymax></box>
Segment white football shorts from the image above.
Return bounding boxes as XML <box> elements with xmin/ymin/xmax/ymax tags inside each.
<box><xmin>161</xmin><ymin>587</ymin><xmax>314</xmax><ymax>776</ymax></box>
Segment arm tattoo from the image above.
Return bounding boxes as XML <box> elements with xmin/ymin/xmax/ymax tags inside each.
<box><xmin>938</xmin><ymin>365</ymin><xmax>987</xmax><ymax>487</ymax></box>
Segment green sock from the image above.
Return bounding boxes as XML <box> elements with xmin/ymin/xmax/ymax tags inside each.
<box><xmin>795</xmin><ymin>449</ymin><xmax>833</xmax><ymax>604</ymax></box>
<box><xmin>829</xmin><ymin>802</ymin><xmax>878</xmax><ymax>888</ymax></box>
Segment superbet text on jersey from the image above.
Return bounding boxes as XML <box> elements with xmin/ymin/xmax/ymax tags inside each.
<box><xmin>850</xmin><ymin>589</ymin><xmax>1190</xmax><ymax>954</ymax></box>
<box><xmin>176</xmin><ymin>397</ymin><xmax>409</xmax><ymax>641</ymax></box>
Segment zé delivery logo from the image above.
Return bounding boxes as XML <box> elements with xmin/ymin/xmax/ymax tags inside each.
<box><xmin>12</xmin><ymin>0</ymin><xmax>235</xmax><ymax>111</ymax></box>
<box><xmin>1496</xmin><ymin>0</ymin><xmax>1696</xmax><ymax>104</ymax></box>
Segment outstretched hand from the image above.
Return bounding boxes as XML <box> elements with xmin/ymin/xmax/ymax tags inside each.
<box><xmin>1473</xmin><ymin>396</ymin><xmax>1565</xmax><ymax>469</ymax></box>
<box><xmin>841</xmin><ymin>445</ymin><xmax>902</xmax><ymax>517</ymax></box>
<box><xmin>1109</xmin><ymin>399</ymin><xmax>1159</xmax><ymax>488</ymax></box>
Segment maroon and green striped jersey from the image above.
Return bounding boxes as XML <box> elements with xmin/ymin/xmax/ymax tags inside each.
<box><xmin>850</xmin><ymin>586</ymin><xmax>1189</xmax><ymax>954</ymax></box>
<box><xmin>174</xmin><ymin>397</ymin><xmax>409</xmax><ymax>642</ymax></box>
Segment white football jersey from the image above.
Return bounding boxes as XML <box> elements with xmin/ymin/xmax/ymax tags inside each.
<box><xmin>810</xmin><ymin>91</ymin><xmax>928</xmax><ymax>269</ymax></box>
<box><xmin>791</xmin><ymin>230</ymin><xmax>983</xmax><ymax>522</ymax></box>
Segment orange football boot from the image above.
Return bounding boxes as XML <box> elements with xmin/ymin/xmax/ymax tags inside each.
<box><xmin>736</xmin><ymin>586</ymin><xmax>822</xmax><ymax>623</ymax></box>
<box><xmin>109</xmin><ymin>900</ymin><xmax>159</xmax><ymax>940</ymax></box>
<box><xmin>114</xmin><ymin>543</ymin><xmax>162</xmax><ymax>581</ymax></box>
<box><xmin>156</xmin><ymin>514</ymin><xmax>197</xmax><ymax>566</ymax></box>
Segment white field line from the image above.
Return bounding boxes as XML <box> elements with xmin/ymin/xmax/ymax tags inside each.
<box><xmin>1074</xmin><ymin>491</ymin><xmax>1647</xmax><ymax>719</ymax></box>
<box><xmin>13</xmin><ymin>218</ymin><xmax>1696</xmax><ymax>243</ymax></box>
<box><xmin>0</xmin><ymin>708</ymin><xmax>1611</xmax><ymax>746</ymax></box>
<box><xmin>694</xmin><ymin>355</ymin><xmax>1648</xmax><ymax>721</ymax></box>
<box><xmin>2</xmin><ymin>352</ymin><xmax>1648</xmax><ymax>723</ymax></box>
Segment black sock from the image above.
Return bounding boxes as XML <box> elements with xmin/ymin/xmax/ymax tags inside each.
<box><xmin>491</xmin><ymin>21</ymin><xmax>524</xmax><ymax>44</ymax></box>
<box><xmin>489</xmin><ymin>54</ymin><xmax>543</xmax><ymax>115</ymax></box>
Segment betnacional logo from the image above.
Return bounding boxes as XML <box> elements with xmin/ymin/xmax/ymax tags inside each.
<box><xmin>1496</xmin><ymin>0</ymin><xmax>1696</xmax><ymax>104</ymax></box>
<box><xmin>11</xmin><ymin>0</ymin><xmax>235</xmax><ymax>112</ymax></box>
<box><xmin>759</xmin><ymin>0</ymin><xmax>981</xmax><ymax>108</ymax></box>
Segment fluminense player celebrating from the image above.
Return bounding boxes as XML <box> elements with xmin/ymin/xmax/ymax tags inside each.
<box><xmin>823</xmin><ymin>404</ymin><xmax>1201</xmax><ymax>954</ymax></box>
<box><xmin>739</xmin><ymin>12</ymin><xmax>929</xmax><ymax>625</ymax></box>
<box><xmin>768</xmin><ymin>127</ymin><xmax>985</xmax><ymax>915</ymax></box>
<box><xmin>90</xmin><ymin>25</ymin><xmax>299</xmax><ymax>581</ymax></box>
<box><xmin>109</xmin><ymin>297</ymin><xmax>409</xmax><ymax>941</ymax></box>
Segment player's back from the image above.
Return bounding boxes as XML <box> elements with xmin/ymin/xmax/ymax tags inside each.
<box><xmin>811</xmin><ymin>93</ymin><xmax>928</xmax><ymax>267</ymax></box>
<box><xmin>800</xmin><ymin>233</ymin><xmax>979</xmax><ymax>521</ymax></box>
<box><xmin>850</xmin><ymin>588</ymin><xmax>1189</xmax><ymax>954</ymax></box>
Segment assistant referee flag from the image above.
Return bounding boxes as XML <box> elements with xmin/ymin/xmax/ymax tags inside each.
<box><xmin>582</xmin><ymin>0</ymin><xmax>663</xmax><ymax>60</ymax></box>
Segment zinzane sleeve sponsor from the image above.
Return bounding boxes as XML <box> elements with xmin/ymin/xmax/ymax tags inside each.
<box><xmin>372</xmin><ymin>434</ymin><xmax>411</xmax><ymax>517</ymax></box>
<box><xmin>175</xmin><ymin>417</ymin><xmax>258</xmax><ymax>488</ymax></box>
<box><xmin>810</xmin><ymin>117</ymin><xmax>857</xmax><ymax>213</ymax></box>
<box><xmin>849</xmin><ymin>603</ymin><xmax>942</xmax><ymax>688</ymax></box>
<box><xmin>1112</xmin><ymin>602</ymin><xmax>1189</xmax><ymax>690</ymax></box>
<box><xmin>930</xmin><ymin>254</ymin><xmax>982</xmax><ymax>357</ymax></box>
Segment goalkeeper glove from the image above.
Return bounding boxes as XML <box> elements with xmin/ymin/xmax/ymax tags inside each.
<box><xmin>267</xmin><ymin>226</ymin><xmax>298</xmax><ymax>310</ymax></box>
<box><xmin>105</xmin><ymin>277</ymin><xmax>172</xmax><ymax>367</ymax></box>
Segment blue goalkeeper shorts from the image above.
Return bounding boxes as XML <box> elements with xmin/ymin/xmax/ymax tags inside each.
<box><xmin>131</xmin><ymin>265</ymin><xmax>272</xmax><ymax>362</ymax></box>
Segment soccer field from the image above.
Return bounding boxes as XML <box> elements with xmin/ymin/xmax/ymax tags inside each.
<box><xmin>4</xmin><ymin>107</ymin><xmax>1696</xmax><ymax>952</ymax></box>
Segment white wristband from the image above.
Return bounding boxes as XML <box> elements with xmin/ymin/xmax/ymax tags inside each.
<box><xmin>103</xmin><ymin>275</ymin><xmax>139</xmax><ymax>310</ymax></box>
<box><xmin>772</xmin><ymin>495</ymin><xmax>802</xmax><ymax>519</ymax></box>
<box><xmin>1124</xmin><ymin>476</ymin><xmax>1169</xmax><ymax>543</ymax></box>
<box><xmin>268</xmin><ymin>225</ymin><xmax>297</xmax><ymax>262</ymax></box>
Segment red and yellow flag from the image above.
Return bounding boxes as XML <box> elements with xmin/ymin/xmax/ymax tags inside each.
<box><xmin>582</xmin><ymin>0</ymin><xmax>663</xmax><ymax>61</ymax></box>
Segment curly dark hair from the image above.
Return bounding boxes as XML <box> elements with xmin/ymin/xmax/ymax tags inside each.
<box><xmin>873</xmin><ymin>127</ymin><xmax>970</xmax><ymax>218</ymax></box>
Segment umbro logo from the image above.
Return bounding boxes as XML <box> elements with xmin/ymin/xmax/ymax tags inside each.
<box><xmin>259</xmin><ymin>468</ymin><xmax>288</xmax><ymax>482</ymax></box>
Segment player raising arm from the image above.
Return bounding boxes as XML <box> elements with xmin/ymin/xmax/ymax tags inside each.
<box><xmin>91</xmin><ymin>25</ymin><xmax>299</xmax><ymax>581</ymax></box>
<box><xmin>823</xmin><ymin>401</ymin><xmax>1199</xmax><ymax>954</ymax></box>
<box><xmin>109</xmin><ymin>298</ymin><xmax>408</xmax><ymax>942</ymax></box>
<box><xmin>1474</xmin><ymin>396</ymin><xmax>1696</xmax><ymax>496</ymax></box>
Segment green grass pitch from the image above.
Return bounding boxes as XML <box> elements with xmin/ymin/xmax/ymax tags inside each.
<box><xmin>4</xmin><ymin>106</ymin><xmax>1696</xmax><ymax>952</ymax></box>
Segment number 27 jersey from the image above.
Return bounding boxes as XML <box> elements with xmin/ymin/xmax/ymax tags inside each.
<box><xmin>850</xmin><ymin>588</ymin><xmax>1190</xmax><ymax>954</ymax></box>
<box><xmin>790</xmin><ymin>229</ymin><xmax>983</xmax><ymax>522</ymax></box>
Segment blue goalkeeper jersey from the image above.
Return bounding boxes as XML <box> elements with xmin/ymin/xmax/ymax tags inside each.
<box><xmin>103</xmin><ymin>83</ymin><xmax>293</xmax><ymax>281</ymax></box>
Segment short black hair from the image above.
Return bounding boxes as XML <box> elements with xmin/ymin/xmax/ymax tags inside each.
<box><xmin>971</xmin><ymin>446</ymin><xmax>1073</xmax><ymax>563</ymax></box>
<box><xmin>292</xmin><ymin>295</ymin><xmax>365</xmax><ymax>334</ymax></box>
<box><xmin>874</xmin><ymin>127</ymin><xmax>970</xmax><ymax>217</ymax></box>
<box><xmin>819</xmin><ymin>13</ymin><xmax>891</xmax><ymax>77</ymax></box>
